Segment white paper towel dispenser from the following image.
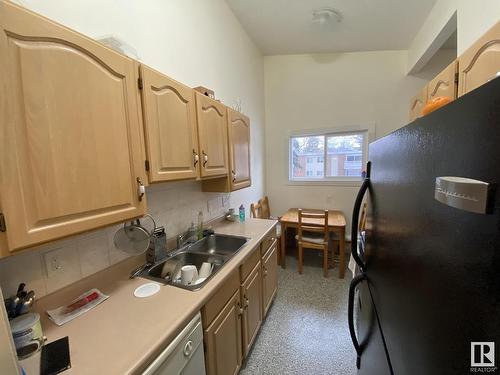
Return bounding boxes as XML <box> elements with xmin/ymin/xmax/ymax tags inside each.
<box><xmin>434</xmin><ymin>176</ymin><xmax>492</xmax><ymax>214</ymax></box>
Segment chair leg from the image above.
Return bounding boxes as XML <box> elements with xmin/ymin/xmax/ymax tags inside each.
<box><xmin>298</xmin><ymin>244</ymin><xmax>303</xmax><ymax>274</ymax></box>
<box><xmin>323</xmin><ymin>247</ymin><xmax>328</xmax><ymax>278</ymax></box>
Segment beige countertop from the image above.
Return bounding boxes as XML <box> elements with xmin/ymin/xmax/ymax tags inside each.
<box><xmin>20</xmin><ymin>218</ymin><xmax>277</xmax><ymax>375</ymax></box>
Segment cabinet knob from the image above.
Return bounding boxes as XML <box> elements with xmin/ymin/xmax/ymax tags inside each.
<box><xmin>183</xmin><ymin>340</ymin><xmax>193</xmax><ymax>357</ymax></box>
<box><xmin>202</xmin><ymin>151</ymin><xmax>208</xmax><ymax>167</ymax></box>
<box><xmin>136</xmin><ymin>177</ymin><xmax>145</xmax><ymax>201</ymax></box>
<box><xmin>193</xmin><ymin>149</ymin><xmax>199</xmax><ymax>167</ymax></box>
<box><xmin>237</xmin><ymin>302</ymin><xmax>244</xmax><ymax>316</ymax></box>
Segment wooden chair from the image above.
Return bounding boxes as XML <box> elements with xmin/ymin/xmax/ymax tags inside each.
<box><xmin>329</xmin><ymin>202</ymin><xmax>366</xmax><ymax>269</ymax></box>
<box><xmin>250</xmin><ymin>200</ymin><xmax>263</xmax><ymax>219</ymax></box>
<box><xmin>250</xmin><ymin>196</ymin><xmax>282</xmax><ymax>266</ymax></box>
<box><xmin>296</xmin><ymin>209</ymin><xmax>330</xmax><ymax>277</ymax></box>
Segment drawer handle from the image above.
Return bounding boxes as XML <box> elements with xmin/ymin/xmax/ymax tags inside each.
<box><xmin>137</xmin><ymin>177</ymin><xmax>145</xmax><ymax>201</ymax></box>
<box><xmin>183</xmin><ymin>340</ymin><xmax>193</xmax><ymax>357</ymax></box>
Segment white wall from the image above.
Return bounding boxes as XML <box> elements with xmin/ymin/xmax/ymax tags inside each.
<box><xmin>0</xmin><ymin>0</ymin><xmax>264</xmax><ymax>298</ymax></box>
<box><xmin>264</xmin><ymin>51</ymin><xmax>426</xmax><ymax>235</ymax></box>
<box><xmin>408</xmin><ymin>0</ymin><xmax>500</xmax><ymax>73</ymax></box>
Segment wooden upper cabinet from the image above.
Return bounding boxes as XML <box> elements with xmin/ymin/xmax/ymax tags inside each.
<box><xmin>195</xmin><ymin>93</ymin><xmax>228</xmax><ymax>178</ymax></box>
<box><xmin>409</xmin><ymin>85</ymin><xmax>428</xmax><ymax>122</ymax></box>
<box><xmin>227</xmin><ymin>108</ymin><xmax>251</xmax><ymax>190</ymax></box>
<box><xmin>0</xmin><ymin>1</ymin><xmax>147</xmax><ymax>251</ymax></box>
<box><xmin>140</xmin><ymin>65</ymin><xmax>200</xmax><ymax>183</ymax></box>
<box><xmin>428</xmin><ymin>60</ymin><xmax>458</xmax><ymax>101</ymax></box>
<box><xmin>458</xmin><ymin>21</ymin><xmax>500</xmax><ymax>97</ymax></box>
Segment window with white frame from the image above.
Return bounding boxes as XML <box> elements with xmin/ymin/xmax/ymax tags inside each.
<box><xmin>289</xmin><ymin>130</ymin><xmax>368</xmax><ymax>181</ymax></box>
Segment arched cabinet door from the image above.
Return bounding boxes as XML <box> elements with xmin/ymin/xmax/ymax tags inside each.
<box><xmin>0</xmin><ymin>1</ymin><xmax>147</xmax><ymax>251</ymax></box>
<box><xmin>227</xmin><ymin>108</ymin><xmax>251</xmax><ymax>190</ymax></box>
<box><xmin>140</xmin><ymin>65</ymin><xmax>200</xmax><ymax>183</ymax></box>
<box><xmin>195</xmin><ymin>93</ymin><xmax>228</xmax><ymax>178</ymax></box>
<box><xmin>428</xmin><ymin>60</ymin><xmax>458</xmax><ymax>102</ymax></box>
<box><xmin>458</xmin><ymin>21</ymin><xmax>500</xmax><ymax>96</ymax></box>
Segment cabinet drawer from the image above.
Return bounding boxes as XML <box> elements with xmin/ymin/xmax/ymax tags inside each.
<box><xmin>260</xmin><ymin>230</ymin><xmax>277</xmax><ymax>257</ymax></box>
<box><xmin>240</xmin><ymin>245</ymin><xmax>260</xmax><ymax>282</ymax></box>
<box><xmin>201</xmin><ymin>270</ymin><xmax>239</xmax><ymax>328</ymax></box>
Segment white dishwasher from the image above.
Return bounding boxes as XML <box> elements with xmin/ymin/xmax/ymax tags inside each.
<box><xmin>142</xmin><ymin>313</ymin><xmax>206</xmax><ymax>375</ymax></box>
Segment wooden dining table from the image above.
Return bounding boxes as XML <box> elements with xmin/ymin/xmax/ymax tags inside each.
<box><xmin>279</xmin><ymin>208</ymin><xmax>347</xmax><ymax>278</ymax></box>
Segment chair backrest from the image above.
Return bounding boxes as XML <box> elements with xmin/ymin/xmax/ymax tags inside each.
<box><xmin>250</xmin><ymin>201</ymin><xmax>263</xmax><ymax>218</ymax></box>
<box><xmin>251</xmin><ymin>196</ymin><xmax>272</xmax><ymax>219</ymax></box>
<box><xmin>297</xmin><ymin>209</ymin><xmax>329</xmax><ymax>243</ymax></box>
<box><xmin>260</xmin><ymin>196</ymin><xmax>271</xmax><ymax>219</ymax></box>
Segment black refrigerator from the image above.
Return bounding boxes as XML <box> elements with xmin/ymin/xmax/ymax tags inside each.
<box><xmin>348</xmin><ymin>77</ymin><xmax>500</xmax><ymax>375</ymax></box>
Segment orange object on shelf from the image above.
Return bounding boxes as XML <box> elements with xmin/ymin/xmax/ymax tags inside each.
<box><xmin>422</xmin><ymin>96</ymin><xmax>453</xmax><ymax>116</ymax></box>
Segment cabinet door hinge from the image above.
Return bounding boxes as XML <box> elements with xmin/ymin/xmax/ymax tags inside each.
<box><xmin>145</xmin><ymin>160</ymin><xmax>150</xmax><ymax>171</ymax></box>
<box><xmin>0</xmin><ymin>213</ymin><xmax>6</xmax><ymax>232</ymax></box>
<box><xmin>454</xmin><ymin>72</ymin><xmax>459</xmax><ymax>84</ymax></box>
<box><xmin>138</xmin><ymin>77</ymin><xmax>143</xmax><ymax>90</ymax></box>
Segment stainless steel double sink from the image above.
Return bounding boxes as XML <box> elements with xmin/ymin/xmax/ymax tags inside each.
<box><xmin>139</xmin><ymin>234</ymin><xmax>248</xmax><ymax>291</ymax></box>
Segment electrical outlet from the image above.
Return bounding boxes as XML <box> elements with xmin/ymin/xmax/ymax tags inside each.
<box><xmin>42</xmin><ymin>245</ymin><xmax>81</xmax><ymax>293</ymax></box>
<box><xmin>43</xmin><ymin>248</ymin><xmax>64</xmax><ymax>275</ymax></box>
<box><xmin>207</xmin><ymin>197</ymin><xmax>220</xmax><ymax>214</ymax></box>
<box><xmin>222</xmin><ymin>195</ymin><xmax>230</xmax><ymax>208</ymax></box>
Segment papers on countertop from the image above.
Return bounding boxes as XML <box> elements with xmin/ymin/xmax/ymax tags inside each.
<box><xmin>46</xmin><ymin>288</ymin><xmax>109</xmax><ymax>326</ymax></box>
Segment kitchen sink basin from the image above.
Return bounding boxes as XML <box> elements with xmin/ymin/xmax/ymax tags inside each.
<box><xmin>186</xmin><ymin>234</ymin><xmax>248</xmax><ymax>256</ymax></box>
<box><xmin>138</xmin><ymin>234</ymin><xmax>248</xmax><ymax>291</ymax></box>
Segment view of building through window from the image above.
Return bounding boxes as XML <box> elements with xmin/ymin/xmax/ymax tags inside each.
<box><xmin>290</xmin><ymin>132</ymin><xmax>366</xmax><ymax>180</ymax></box>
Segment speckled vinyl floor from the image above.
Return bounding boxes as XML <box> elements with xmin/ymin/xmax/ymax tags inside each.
<box><xmin>240</xmin><ymin>253</ymin><xmax>356</xmax><ymax>375</ymax></box>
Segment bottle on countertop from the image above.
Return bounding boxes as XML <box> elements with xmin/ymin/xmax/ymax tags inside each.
<box><xmin>239</xmin><ymin>204</ymin><xmax>245</xmax><ymax>222</ymax></box>
<box><xmin>197</xmin><ymin>211</ymin><xmax>204</xmax><ymax>239</ymax></box>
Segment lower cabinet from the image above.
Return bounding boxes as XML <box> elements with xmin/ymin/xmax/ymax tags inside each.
<box><xmin>262</xmin><ymin>241</ymin><xmax>278</xmax><ymax>318</ymax></box>
<box><xmin>241</xmin><ymin>262</ymin><xmax>262</xmax><ymax>358</ymax></box>
<box><xmin>204</xmin><ymin>290</ymin><xmax>243</xmax><ymax>375</ymax></box>
<box><xmin>202</xmin><ymin>229</ymin><xmax>278</xmax><ymax>374</ymax></box>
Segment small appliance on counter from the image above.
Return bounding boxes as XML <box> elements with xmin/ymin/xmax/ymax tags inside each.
<box><xmin>225</xmin><ymin>208</ymin><xmax>238</xmax><ymax>222</ymax></box>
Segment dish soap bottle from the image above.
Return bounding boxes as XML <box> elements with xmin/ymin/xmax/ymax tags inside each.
<box><xmin>239</xmin><ymin>204</ymin><xmax>245</xmax><ymax>222</ymax></box>
<box><xmin>197</xmin><ymin>211</ymin><xmax>204</xmax><ymax>239</ymax></box>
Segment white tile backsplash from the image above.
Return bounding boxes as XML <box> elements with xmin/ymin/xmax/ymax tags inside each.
<box><xmin>0</xmin><ymin>180</ymin><xmax>231</xmax><ymax>300</ymax></box>
<box><xmin>78</xmin><ymin>233</ymin><xmax>110</xmax><ymax>277</ymax></box>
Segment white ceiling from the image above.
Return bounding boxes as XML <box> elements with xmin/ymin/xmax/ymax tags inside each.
<box><xmin>225</xmin><ymin>0</ymin><xmax>438</xmax><ymax>55</ymax></box>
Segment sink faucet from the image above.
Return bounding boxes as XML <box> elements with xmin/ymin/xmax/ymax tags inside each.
<box><xmin>177</xmin><ymin>224</ymin><xmax>198</xmax><ymax>249</ymax></box>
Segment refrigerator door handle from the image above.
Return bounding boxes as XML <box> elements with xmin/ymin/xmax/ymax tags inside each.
<box><xmin>351</xmin><ymin>161</ymin><xmax>371</xmax><ymax>271</ymax></box>
<box><xmin>348</xmin><ymin>273</ymin><xmax>367</xmax><ymax>369</ymax></box>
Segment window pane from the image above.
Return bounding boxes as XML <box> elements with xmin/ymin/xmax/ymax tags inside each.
<box><xmin>290</xmin><ymin>136</ymin><xmax>324</xmax><ymax>179</ymax></box>
<box><xmin>326</xmin><ymin>133</ymin><xmax>364</xmax><ymax>177</ymax></box>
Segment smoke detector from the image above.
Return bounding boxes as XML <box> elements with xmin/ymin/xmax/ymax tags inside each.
<box><xmin>311</xmin><ymin>8</ymin><xmax>343</xmax><ymax>28</ymax></box>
